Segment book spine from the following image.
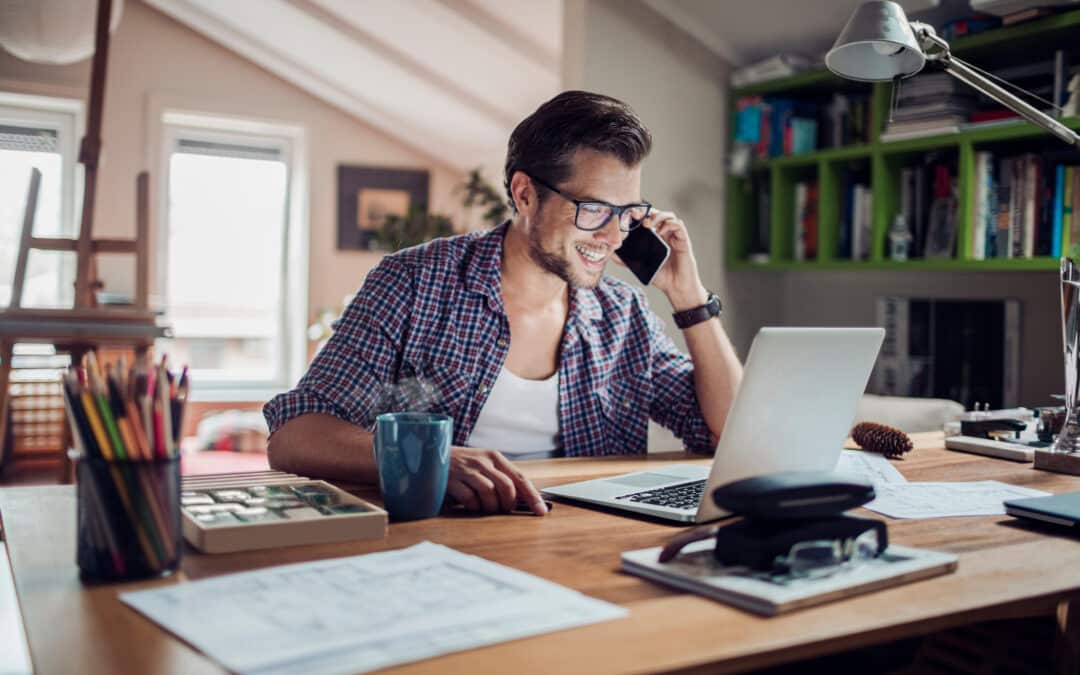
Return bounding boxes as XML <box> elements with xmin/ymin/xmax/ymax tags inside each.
<box><xmin>1010</xmin><ymin>157</ymin><xmax>1024</xmax><ymax>259</ymax></box>
<box><xmin>805</xmin><ymin>183</ymin><xmax>819</xmax><ymax>260</ymax></box>
<box><xmin>860</xmin><ymin>187</ymin><xmax>873</xmax><ymax>261</ymax></box>
<box><xmin>793</xmin><ymin>182</ymin><xmax>806</xmax><ymax>261</ymax></box>
<box><xmin>972</xmin><ymin>153</ymin><xmax>988</xmax><ymax>260</ymax></box>
<box><xmin>1054</xmin><ymin>165</ymin><xmax>1065</xmax><ymax>258</ymax></box>
<box><xmin>985</xmin><ymin>157</ymin><xmax>998</xmax><ymax>259</ymax></box>
<box><xmin>1023</xmin><ymin>155</ymin><xmax>1037</xmax><ymax>259</ymax></box>
<box><xmin>996</xmin><ymin>158</ymin><xmax>1012</xmax><ymax>259</ymax></box>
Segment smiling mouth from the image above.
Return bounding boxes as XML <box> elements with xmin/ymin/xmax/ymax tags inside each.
<box><xmin>575</xmin><ymin>244</ymin><xmax>608</xmax><ymax>265</ymax></box>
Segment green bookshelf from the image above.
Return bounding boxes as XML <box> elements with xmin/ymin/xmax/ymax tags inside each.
<box><xmin>726</xmin><ymin>8</ymin><xmax>1080</xmax><ymax>272</ymax></box>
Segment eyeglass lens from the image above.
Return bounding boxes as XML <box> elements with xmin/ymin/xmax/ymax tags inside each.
<box><xmin>576</xmin><ymin>203</ymin><xmax>650</xmax><ymax>231</ymax></box>
<box><xmin>779</xmin><ymin>528</ymin><xmax>880</xmax><ymax>576</ymax></box>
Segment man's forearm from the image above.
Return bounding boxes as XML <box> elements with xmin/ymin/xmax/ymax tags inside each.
<box><xmin>683</xmin><ymin>317</ymin><xmax>743</xmax><ymax>444</ymax></box>
<box><xmin>267</xmin><ymin>413</ymin><xmax>379</xmax><ymax>484</ymax></box>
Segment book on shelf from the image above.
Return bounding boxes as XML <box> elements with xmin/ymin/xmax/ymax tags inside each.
<box><xmin>897</xmin><ymin>153</ymin><xmax>957</xmax><ymax>259</ymax></box>
<box><xmin>873</xmin><ymin>297</ymin><xmax>1021</xmax><ymax>409</ymax></box>
<box><xmin>746</xmin><ymin>173</ymin><xmax>771</xmax><ymax>259</ymax></box>
<box><xmin>849</xmin><ymin>184</ymin><xmax>873</xmax><ymax>261</ymax></box>
<box><xmin>793</xmin><ymin>181</ymin><xmax>818</xmax><ymax>261</ymax></box>
<box><xmin>925</xmin><ymin>166</ymin><xmax>958</xmax><ymax>259</ymax></box>
<box><xmin>970</xmin><ymin>152</ymin><xmax>1080</xmax><ymax>259</ymax></box>
<box><xmin>621</xmin><ymin>539</ymin><xmax>958</xmax><ymax>617</ymax></box>
<box><xmin>733</xmin><ymin>93</ymin><xmax>870</xmax><ymax>160</ymax></box>
<box><xmin>838</xmin><ymin>168</ymin><xmax>871</xmax><ymax>261</ymax></box>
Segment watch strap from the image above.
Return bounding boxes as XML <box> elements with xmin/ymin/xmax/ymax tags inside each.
<box><xmin>672</xmin><ymin>292</ymin><xmax>722</xmax><ymax>329</ymax></box>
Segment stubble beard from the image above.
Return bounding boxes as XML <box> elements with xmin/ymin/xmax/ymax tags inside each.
<box><xmin>526</xmin><ymin>222</ymin><xmax>601</xmax><ymax>289</ymax></box>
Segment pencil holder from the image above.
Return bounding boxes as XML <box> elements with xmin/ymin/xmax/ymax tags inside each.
<box><xmin>75</xmin><ymin>453</ymin><xmax>182</xmax><ymax>582</ymax></box>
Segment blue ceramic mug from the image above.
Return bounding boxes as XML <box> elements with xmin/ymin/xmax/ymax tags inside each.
<box><xmin>374</xmin><ymin>412</ymin><xmax>452</xmax><ymax>521</ymax></box>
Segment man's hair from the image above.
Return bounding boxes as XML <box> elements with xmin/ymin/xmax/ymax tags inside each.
<box><xmin>504</xmin><ymin>90</ymin><xmax>652</xmax><ymax>213</ymax></box>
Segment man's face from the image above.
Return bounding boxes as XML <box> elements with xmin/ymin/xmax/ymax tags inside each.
<box><xmin>526</xmin><ymin>149</ymin><xmax>642</xmax><ymax>289</ymax></box>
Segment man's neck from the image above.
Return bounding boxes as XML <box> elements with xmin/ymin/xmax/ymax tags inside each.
<box><xmin>501</xmin><ymin>218</ymin><xmax>570</xmax><ymax>312</ymax></box>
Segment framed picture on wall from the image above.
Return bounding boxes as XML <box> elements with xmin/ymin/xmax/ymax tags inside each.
<box><xmin>337</xmin><ymin>165</ymin><xmax>430</xmax><ymax>250</ymax></box>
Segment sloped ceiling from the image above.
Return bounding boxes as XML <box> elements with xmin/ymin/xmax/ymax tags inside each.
<box><xmin>645</xmin><ymin>0</ymin><xmax>955</xmax><ymax>66</ymax></box>
<box><xmin>144</xmin><ymin>0</ymin><xmax>563</xmax><ymax>172</ymax></box>
<box><xmin>143</xmin><ymin>0</ymin><xmax>971</xmax><ymax>174</ymax></box>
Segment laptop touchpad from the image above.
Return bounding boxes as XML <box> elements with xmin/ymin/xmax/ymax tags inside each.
<box><xmin>607</xmin><ymin>473</ymin><xmax>686</xmax><ymax>488</ymax></box>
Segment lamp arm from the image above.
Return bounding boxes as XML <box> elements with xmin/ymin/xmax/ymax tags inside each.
<box><xmin>909</xmin><ymin>21</ymin><xmax>1078</xmax><ymax>147</ymax></box>
<box><xmin>943</xmin><ymin>57</ymin><xmax>1078</xmax><ymax>146</ymax></box>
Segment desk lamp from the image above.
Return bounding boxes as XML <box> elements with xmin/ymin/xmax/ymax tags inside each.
<box><xmin>826</xmin><ymin>0</ymin><xmax>1078</xmax><ymax>146</ymax></box>
<box><xmin>827</xmin><ymin>1</ymin><xmax>1080</xmax><ymax>473</ymax></box>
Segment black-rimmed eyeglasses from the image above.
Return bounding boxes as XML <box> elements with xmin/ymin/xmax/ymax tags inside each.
<box><xmin>530</xmin><ymin>175</ymin><xmax>651</xmax><ymax>232</ymax></box>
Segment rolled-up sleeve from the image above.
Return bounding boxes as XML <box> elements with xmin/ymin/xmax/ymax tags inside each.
<box><xmin>263</xmin><ymin>258</ymin><xmax>415</xmax><ymax>436</ymax></box>
<box><xmin>641</xmin><ymin>300</ymin><xmax>715</xmax><ymax>454</ymax></box>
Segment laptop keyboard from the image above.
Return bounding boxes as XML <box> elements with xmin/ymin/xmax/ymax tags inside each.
<box><xmin>615</xmin><ymin>479</ymin><xmax>706</xmax><ymax>511</ymax></box>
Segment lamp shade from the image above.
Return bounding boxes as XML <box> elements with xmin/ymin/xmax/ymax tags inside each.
<box><xmin>825</xmin><ymin>0</ymin><xmax>925</xmax><ymax>82</ymax></box>
<box><xmin>0</xmin><ymin>0</ymin><xmax>124</xmax><ymax>65</ymax></box>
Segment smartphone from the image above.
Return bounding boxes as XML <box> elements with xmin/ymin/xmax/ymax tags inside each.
<box><xmin>616</xmin><ymin>225</ymin><xmax>670</xmax><ymax>286</ymax></box>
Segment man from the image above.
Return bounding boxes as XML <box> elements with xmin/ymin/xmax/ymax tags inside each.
<box><xmin>265</xmin><ymin>91</ymin><xmax>743</xmax><ymax>516</ymax></box>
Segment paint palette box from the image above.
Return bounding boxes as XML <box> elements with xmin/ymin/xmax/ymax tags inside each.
<box><xmin>180</xmin><ymin>471</ymin><xmax>387</xmax><ymax>553</ymax></box>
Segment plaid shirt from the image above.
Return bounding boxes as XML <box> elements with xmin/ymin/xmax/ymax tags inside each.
<box><xmin>264</xmin><ymin>223</ymin><xmax>714</xmax><ymax>456</ymax></box>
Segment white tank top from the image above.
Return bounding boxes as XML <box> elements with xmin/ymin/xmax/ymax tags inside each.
<box><xmin>466</xmin><ymin>367</ymin><xmax>561</xmax><ymax>457</ymax></box>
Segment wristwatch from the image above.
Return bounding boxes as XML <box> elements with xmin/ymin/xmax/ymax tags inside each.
<box><xmin>672</xmin><ymin>291</ymin><xmax>722</xmax><ymax>329</ymax></box>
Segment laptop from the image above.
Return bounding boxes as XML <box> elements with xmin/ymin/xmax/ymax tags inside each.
<box><xmin>541</xmin><ymin>327</ymin><xmax>885</xmax><ymax>523</ymax></box>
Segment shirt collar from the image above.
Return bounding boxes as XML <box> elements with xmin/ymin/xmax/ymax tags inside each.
<box><xmin>466</xmin><ymin>220</ymin><xmax>604</xmax><ymax>326</ymax></box>
<box><xmin>463</xmin><ymin>222</ymin><xmax>508</xmax><ymax>304</ymax></box>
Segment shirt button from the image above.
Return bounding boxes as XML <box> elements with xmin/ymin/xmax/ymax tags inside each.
<box><xmin>623</xmin><ymin>400</ymin><xmax>631</xmax><ymax>409</ymax></box>
<box><xmin>479</xmin><ymin>384</ymin><xmax>489</xmax><ymax>394</ymax></box>
<box><xmin>496</xmin><ymin>338</ymin><xmax>507</xmax><ymax>348</ymax></box>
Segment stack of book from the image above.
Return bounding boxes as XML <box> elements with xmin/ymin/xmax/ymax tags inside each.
<box><xmin>882</xmin><ymin>72</ymin><xmax>977</xmax><ymax>142</ymax></box>
<box><xmin>971</xmin><ymin>153</ymin><xmax>1080</xmax><ymax>259</ymax></box>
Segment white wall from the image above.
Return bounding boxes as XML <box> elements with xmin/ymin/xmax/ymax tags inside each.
<box><xmin>572</xmin><ymin>0</ymin><xmax>730</xmax><ymax>350</ymax></box>
<box><xmin>568</xmin><ymin>0</ymin><xmax>730</xmax><ymax>449</ymax></box>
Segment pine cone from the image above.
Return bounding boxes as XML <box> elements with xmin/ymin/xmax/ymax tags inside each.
<box><xmin>851</xmin><ymin>421</ymin><xmax>913</xmax><ymax>459</ymax></box>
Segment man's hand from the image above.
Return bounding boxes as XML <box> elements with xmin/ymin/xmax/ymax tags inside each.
<box><xmin>642</xmin><ymin>210</ymin><xmax>708</xmax><ymax>311</ymax></box>
<box><xmin>446</xmin><ymin>448</ymin><xmax>549</xmax><ymax>516</ymax></box>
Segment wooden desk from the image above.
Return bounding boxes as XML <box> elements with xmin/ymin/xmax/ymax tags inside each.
<box><xmin>5</xmin><ymin>433</ymin><xmax>1080</xmax><ymax>674</ymax></box>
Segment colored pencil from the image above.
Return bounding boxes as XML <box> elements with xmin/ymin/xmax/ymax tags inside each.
<box><xmin>62</xmin><ymin>351</ymin><xmax>191</xmax><ymax>576</ymax></box>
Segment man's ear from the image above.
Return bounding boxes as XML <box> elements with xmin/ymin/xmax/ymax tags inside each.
<box><xmin>509</xmin><ymin>171</ymin><xmax>536</xmax><ymax>216</ymax></box>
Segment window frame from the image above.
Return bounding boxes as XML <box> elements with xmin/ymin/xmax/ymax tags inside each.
<box><xmin>0</xmin><ymin>91</ymin><xmax>84</xmax><ymax>308</ymax></box>
<box><xmin>158</xmin><ymin>111</ymin><xmax>309</xmax><ymax>403</ymax></box>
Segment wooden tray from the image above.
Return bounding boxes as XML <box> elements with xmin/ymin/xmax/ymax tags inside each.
<box><xmin>180</xmin><ymin>471</ymin><xmax>387</xmax><ymax>553</ymax></box>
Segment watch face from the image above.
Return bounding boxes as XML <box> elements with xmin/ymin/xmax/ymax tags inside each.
<box><xmin>708</xmin><ymin>293</ymin><xmax>722</xmax><ymax>314</ymax></box>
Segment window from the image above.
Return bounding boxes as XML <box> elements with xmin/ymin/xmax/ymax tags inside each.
<box><xmin>0</xmin><ymin>93</ymin><xmax>82</xmax><ymax>309</ymax></box>
<box><xmin>159</xmin><ymin>114</ymin><xmax>308</xmax><ymax>401</ymax></box>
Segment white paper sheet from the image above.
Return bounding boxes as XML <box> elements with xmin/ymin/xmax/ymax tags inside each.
<box><xmin>121</xmin><ymin>542</ymin><xmax>627</xmax><ymax>675</ymax></box>
<box><xmin>863</xmin><ymin>481</ymin><xmax>1050</xmax><ymax>519</ymax></box>
<box><xmin>835</xmin><ymin>450</ymin><xmax>908</xmax><ymax>485</ymax></box>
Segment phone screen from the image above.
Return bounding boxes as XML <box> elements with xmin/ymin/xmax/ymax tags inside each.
<box><xmin>616</xmin><ymin>226</ymin><xmax>670</xmax><ymax>285</ymax></box>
